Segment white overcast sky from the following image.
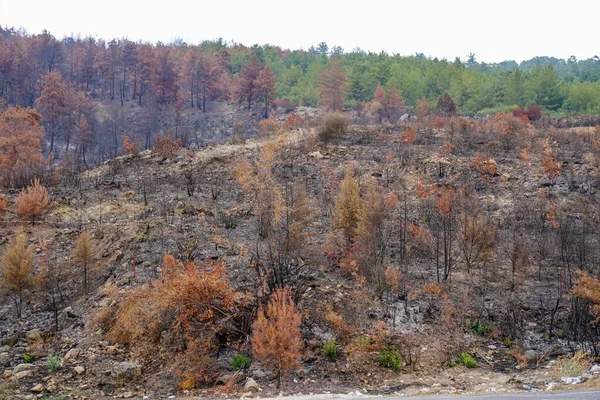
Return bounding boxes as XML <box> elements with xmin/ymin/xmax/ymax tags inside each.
<box><xmin>0</xmin><ymin>0</ymin><xmax>598</xmax><ymax>63</ymax></box>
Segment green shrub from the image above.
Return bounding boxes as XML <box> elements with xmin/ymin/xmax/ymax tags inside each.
<box><xmin>323</xmin><ymin>339</ymin><xmax>338</xmax><ymax>359</ymax></box>
<box><xmin>502</xmin><ymin>337</ymin><xmax>513</xmax><ymax>348</ymax></box>
<box><xmin>466</xmin><ymin>318</ymin><xmax>492</xmax><ymax>336</ymax></box>
<box><xmin>448</xmin><ymin>361</ymin><xmax>457</xmax><ymax>368</ymax></box>
<box><xmin>47</xmin><ymin>354</ymin><xmax>60</xmax><ymax>372</ymax></box>
<box><xmin>230</xmin><ymin>354</ymin><xmax>251</xmax><ymax>370</ymax></box>
<box><xmin>318</xmin><ymin>113</ymin><xmax>348</xmax><ymax>144</ymax></box>
<box><xmin>136</xmin><ymin>232</ymin><xmax>148</xmax><ymax>242</ymax></box>
<box><xmin>378</xmin><ymin>346</ymin><xmax>403</xmax><ymax>370</ymax></box>
<box><xmin>355</xmin><ymin>336</ymin><xmax>370</xmax><ymax>346</ymax></box>
<box><xmin>457</xmin><ymin>352</ymin><xmax>478</xmax><ymax>368</ymax></box>
<box><xmin>23</xmin><ymin>354</ymin><xmax>32</xmax><ymax>363</ymax></box>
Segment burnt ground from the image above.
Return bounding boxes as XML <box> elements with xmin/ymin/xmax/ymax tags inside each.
<box><xmin>2</xmin><ymin>116</ymin><xmax>600</xmax><ymax>399</ymax></box>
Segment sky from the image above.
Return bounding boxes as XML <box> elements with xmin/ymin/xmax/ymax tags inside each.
<box><xmin>0</xmin><ymin>0</ymin><xmax>598</xmax><ymax>63</ymax></box>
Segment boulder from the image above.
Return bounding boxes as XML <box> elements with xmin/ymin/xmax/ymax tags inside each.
<box><xmin>13</xmin><ymin>363</ymin><xmax>35</xmax><ymax>374</ymax></box>
<box><xmin>524</xmin><ymin>350</ymin><xmax>539</xmax><ymax>365</ymax></box>
<box><xmin>0</xmin><ymin>353</ymin><xmax>10</xmax><ymax>368</ymax></box>
<box><xmin>74</xmin><ymin>366</ymin><xmax>85</xmax><ymax>375</ymax></box>
<box><xmin>30</xmin><ymin>383</ymin><xmax>43</xmax><ymax>392</ymax></box>
<box><xmin>243</xmin><ymin>377</ymin><xmax>260</xmax><ymax>392</ymax></box>
<box><xmin>113</xmin><ymin>361</ymin><xmax>142</xmax><ymax>381</ymax></box>
<box><xmin>13</xmin><ymin>370</ymin><xmax>33</xmax><ymax>380</ymax></box>
<box><xmin>64</xmin><ymin>348</ymin><xmax>80</xmax><ymax>361</ymax></box>
<box><xmin>216</xmin><ymin>372</ymin><xmax>245</xmax><ymax>385</ymax></box>
<box><xmin>3</xmin><ymin>369</ymin><xmax>12</xmax><ymax>379</ymax></box>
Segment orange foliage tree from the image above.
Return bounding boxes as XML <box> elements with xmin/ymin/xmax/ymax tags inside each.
<box><xmin>36</xmin><ymin>71</ymin><xmax>67</xmax><ymax>153</ymax></box>
<box><xmin>415</xmin><ymin>96</ymin><xmax>432</xmax><ymax>119</ymax></box>
<box><xmin>387</xmin><ymin>88</ymin><xmax>406</xmax><ymax>122</ymax></box>
<box><xmin>15</xmin><ymin>178</ymin><xmax>49</xmax><ymax>225</ymax></box>
<box><xmin>251</xmin><ymin>288</ymin><xmax>302</xmax><ymax>388</ymax></box>
<box><xmin>0</xmin><ymin>195</ymin><xmax>7</xmax><ymax>219</ymax></box>
<box><xmin>0</xmin><ymin>230</ymin><xmax>35</xmax><ymax>317</ymax></box>
<box><xmin>470</xmin><ymin>153</ymin><xmax>497</xmax><ymax>181</ymax></box>
<box><xmin>256</xmin><ymin>64</ymin><xmax>278</xmax><ymax>119</ymax></box>
<box><xmin>123</xmin><ymin>136</ymin><xmax>138</xmax><ymax>154</ymax></box>
<box><xmin>318</xmin><ymin>57</ymin><xmax>348</xmax><ymax>112</ymax></box>
<box><xmin>354</xmin><ymin>180</ymin><xmax>395</xmax><ymax>283</ymax></box>
<box><xmin>541</xmin><ymin>139</ymin><xmax>562</xmax><ymax>183</ymax></box>
<box><xmin>571</xmin><ymin>271</ymin><xmax>600</xmax><ymax>323</ymax></box>
<box><xmin>154</xmin><ymin>135</ymin><xmax>182</xmax><ymax>159</ymax></box>
<box><xmin>235</xmin><ymin>55</ymin><xmax>262</xmax><ymax>110</ymax></box>
<box><xmin>0</xmin><ymin>107</ymin><xmax>46</xmax><ymax>187</ymax></box>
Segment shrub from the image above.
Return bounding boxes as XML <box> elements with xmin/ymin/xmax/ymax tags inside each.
<box><xmin>513</xmin><ymin>106</ymin><xmax>542</xmax><ymax>121</ymax></box>
<box><xmin>552</xmin><ymin>350</ymin><xmax>592</xmax><ymax>377</ymax></box>
<box><xmin>355</xmin><ymin>336</ymin><xmax>371</xmax><ymax>347</ymax></box>
<box><xmin>154</xmin><ymin>135</ymin><xmax>182</xmax><ymax>159</ymax></box>
<box><xmin>284</xmin><ymin>113</ymin><xmax>303</xmax><ymax>130</ymax></box>
<box><xmin>23</xmin><ymin>354</ymin><xmax>32</xmax><ymax>363</ymax></box>
<box><xmin>318</xmin><ymin>113</ymin><xmax>348</xmax><ymax>144</ymax></box>
<box><xmin>136</xmin><ymin>232</ymin><xmax>148</xmax><ymax>242</ymax></box>
<box><xmin>15</xmin><ymin>178</ymin><xmax>49</xmax><ymax>225</ymax></box>
<box><xmin>502</xmin><ymin>337</ymin><xmax>514</xmax><ymax>348</ymax></box>
<box><xmin>230</xmin><ymin>354</ymin><xmax>251</xmax><ymax>370</ymax></box>
<box><xmin>466</xmin><ymin>318</ymin><xmax>492</xmax><ymax>336</ymax></box>
<box><xmin>47</xmin><ymin>354</ymin><xmax>60</xmax><ymax>372</ymax></box>
<box><xmin>323</xmin><ymin>339</ymin><xmax>338</xmax><ymax>359</ymax></box>
<box><xmin>457</xmin><ymin>352</ymin><xmax>478</xmax><ymax>368</ymax></box>
<box><xmin>108</xmin><ymin>255</ymin><xmax>236</xmax><ymax>386</ymax></box>
<box><xmin>378</xmin><ymin>346</ymin><xmax>403</xmax><ymax>370</ymax></box>
<box><xmin>123</xmin><ymin>136</ymin><xmax>137</xmax><ymax>154</ymax></box>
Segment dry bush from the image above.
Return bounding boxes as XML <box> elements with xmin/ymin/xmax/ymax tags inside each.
<box><xmin>470</xmin><ymin>153</ymin><xmax>497</xmax><ymax>181</ymax></box>
<box><xmin>0</xmin><ymin>194</ymin><xmax>7</xmax><ymax>219</ymax></box>
<box><xmin>284</xmin><ymin>113</ymin><xmax>303</xmax><ymax>131</ymax></box>
<box><xmin>551</xmin><ymin>350</ymin><xmax>593</xmax><ymax>377</ymax></box>
<box><xmin>15</xmin><ymin>178</ymin><xmax>49</xmax><ymax>225</ymax></box>
<box><xmin>108</xmin><ymin>255</ymin><xmax>236</xmax><ymax>387</ymax></box>
<box><xmin>259</xmin><ymin>114</ymin><xmax>281</xmax><ymax>135</ymax></box>
<box><xmin>571</xmin><ymin>270</ymin><xmax>600</xmax><ymax>323</ymax></box>
<box><xmin>318</xmin><ymin>113</ymin><xmax>349</xmax><ymax>144</ymax></box>
<box><xmin>325</xmin><ymin>307</ymin><xmax>355</xmax><ymax>343</ymax></box>
<box><xmin>540</xmin><ymin>139</ymin><xmax>563</xmax><ymax>183</ymax></box>
<box><xmin>123</xmin><ymin>136</ymin><xmax>138</xmax><ymax>154</ymax></box>
<box><xmin>513</xmin><ymin>106</ymin><xmax>542</xmax><ymax>122</ymax></box>
<box><xmin>490</xmin><ymin>112</ymin><xmax>530</xmax><ymax>136</ymax></box>
<box><xmin>154</xmin><ymin>135</ymin><xmax>182</xmax><ymax>159</ymax></box>
<box><xmin>273</xmin><ymin>98</ymin><xmax>296</xmax><ymax>112</ymax></box>
<box><xmin>507</xmin><ymin>347</ymin><xmax>528</xmax><ymax>369</ymax></box>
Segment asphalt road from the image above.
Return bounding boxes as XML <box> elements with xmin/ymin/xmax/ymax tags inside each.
<box><xmin>351</xmin><ymin>390</ymin><xmax>600</xmax><ymax>399</ymax></box>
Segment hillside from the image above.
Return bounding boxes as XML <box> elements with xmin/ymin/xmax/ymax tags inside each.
<box><xmin>2</xmin><ymin>113</ymin><xmax>600</xmax><ymax>399</ymax></box>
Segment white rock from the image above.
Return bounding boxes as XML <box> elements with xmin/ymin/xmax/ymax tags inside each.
<box><xmin>13</xmin><ymin>370</ymin><xmax>33</xmax><ymax>380</ymax></box>
<box><xmin>13</xmin><ymin>363</ymin><xmax>35</xmax><ymax>374</ymax></box>
<box><xmin>30</xmin><ymin>383</ymin><xmax>43</xmax><ymax>392</ymax></box>
<box><xmin>64</xmin><ymin>348</ymin><xmax>80</xmax><ymax>361</ymax></box>
<box><xmin>243</xmin><ymin>377</ymin><xmax>260</xmax><ymax>392</ymax></box>
<box><xmin>74</xmin><ymin>366</ymin><xmax>85</xmax><ymax>375</ymax></box>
